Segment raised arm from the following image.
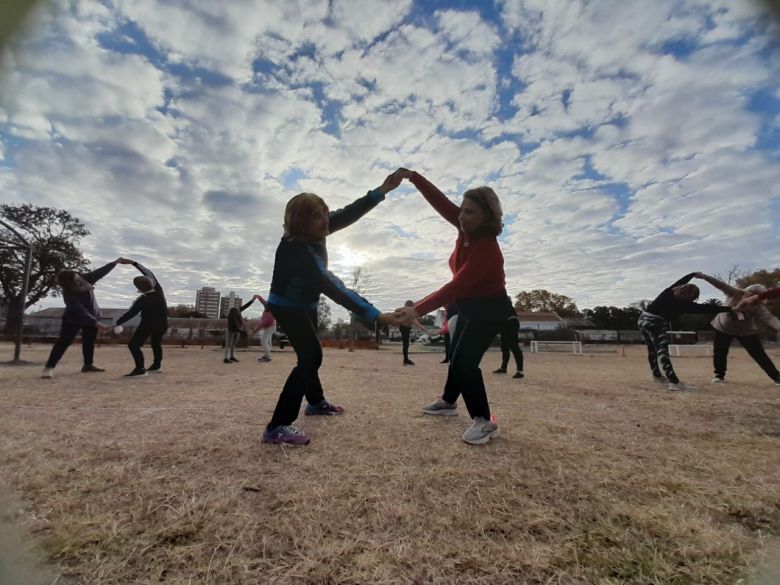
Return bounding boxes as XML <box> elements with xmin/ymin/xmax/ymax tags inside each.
<box><xmin>328</xmin><ymin>171</ymin><xmax>402</xmax><ymax>234</ymax></box>
<box><xmin>131</xmin><ymin>261</ymin><xmax>160</xmax><ymax>290</ymax></box>
<box><xmin>239</xmin><ymin>298</ymin><xmax>256</xmax><ymax>312</ymax></box>
<box><xmin>695</xmin><ymin>273</ymin><xmax>741</xmax><ymax>297</ymax></box>
<box><xmin>82</xmin><ymin>261</ymin><xmax>118</xmax><ymax>285</ymax></box>
<box><xmin>407</xmin><ymin>171</ymin><xmax>460</xmax><ymax>228</ymax></box>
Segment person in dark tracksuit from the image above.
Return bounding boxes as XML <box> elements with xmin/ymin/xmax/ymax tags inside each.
<box><xmin>494</xmin><ymin>300</ymin><xmax>524</xmax><ymax>379</ymax></box>
<box><xmin>115</xmin><ymin>260</ymin><xmax>169</xmax><ymax>377</ymax></box>
<box><xmin>262</xmin><ymin>172</ymin><xmax>403</xmax><ymax>446</ymax></box>
<box><xmin>224</xmin><ymin>297</ymin><xmax>257</xmax><ymax>364</ymax></box>
<box><xmin>637</xmin><ymin>272</ymin><xmax>730</xmax><ymax>391</ymax></box>
<box><xmin>392</xmin><ymin>169</ymin><xmax>510</xmax><ymax>446</ymax></box>
<box><xmin>41</xmin><ymin>258</ymin><xmax>124</xmax><ymax>379</ymax></box>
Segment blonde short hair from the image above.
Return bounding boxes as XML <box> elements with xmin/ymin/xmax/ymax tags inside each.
<box><xmin>463</xmin><ymin>186</ymin><xmax>503</xmax><ymax>236</ymax></box>
<box><xmin>283</xmin><ymin>193</ymin><xmax>329</xmax><ymax>238</ymax></box>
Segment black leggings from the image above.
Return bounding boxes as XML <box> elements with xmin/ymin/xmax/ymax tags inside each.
<box><xmin>400</xmin><ymin>326</ymin><xmax>411</xmax><ymax>361</ymax></box>
<box><xmin>499</xmin><ymin>318</ymin><xmax>524</xmax><ymax>371</ymax></box>
<box><xmin>46</xmin><ymin>321</ymin><xmax>98</xmax><ymax>369</ymax></box>
<box><xmin>267</xmin><ymin>305</ymin><xmax>326</xmax><ymax>428</ymax></box>
<box><xmin>441</xmin><ymin>312</ymin><xmax>503</xmax><ymax>420</ymax></box>
<box><xmin>713</xmin><ymin>330</ymin><xmax>779</xmax><ymax>381</ymax></box>
<box><xmin>129</xmin><ymin>323</ymin><xmax>165</xmax><ymax>369</ymax></box>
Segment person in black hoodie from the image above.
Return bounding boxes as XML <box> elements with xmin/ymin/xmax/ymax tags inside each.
<box><xmin>115</xmin><ymin>260</ymin><xmax>169</xmax><ymax>377</ymax></box>
<box><xmin>41</xmin><ymin>258</ymin><xmax>125</xmax><ymax>379</ymax></box>
<box><xmin>637</xmin><ymin>272</ymin><xmax>731</xmax><ymax>391</ymax></box>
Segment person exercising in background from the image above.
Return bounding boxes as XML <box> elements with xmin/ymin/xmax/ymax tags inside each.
<box><xmin>115</xmin><ymin>259</ymin><xmax>169</xmax><ymax>377</ymax></box>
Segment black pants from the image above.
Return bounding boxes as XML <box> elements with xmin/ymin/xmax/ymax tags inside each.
<box><xmin>500</xmin><ymin>319</ymin><xmax>524</xmax><ymax>372</ymax></box>
<box><xmin>713</xmin><ymin>330</ymin><xmax>779</xmax><ymax>381</ymax></box>
<box><xmin>400</xmin><ymin>326</ymin><xmax>411</xmax><ymax>361</ymax></box>
<box><xmin>45</xmin><ymin>321</ymin><xmax>98</xmax><ymax>369</ymax></box>
<box><xmin>268</xmin><ymin>305</ymin><xmax>326</xmax><ymax>428</ymax></box>
<box><xmin>442</xmin><ymin>332</ymin><xmax>451</xmax><ymax>362</ymax></box>
<box><xmin>129</xmin><ymin>323</ymin><xmax>165</xmax><ymax>369</ymax></box>
<box><xmin>441</xmin><ymin>312</ymin><xmax>503</xmax><ymax>420</ymax></box>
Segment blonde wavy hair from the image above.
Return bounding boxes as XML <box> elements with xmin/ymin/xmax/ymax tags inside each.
<box><xmin>283</xmin><ymin>193</ymin><xmax>329</xmax><ymax>238</ymax></box>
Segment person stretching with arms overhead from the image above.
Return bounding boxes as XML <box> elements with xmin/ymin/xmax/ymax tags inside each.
<box><xmin>262</xmin><ymin>172</ymin><xmax>403</xmax><ymax>446</ymax></box>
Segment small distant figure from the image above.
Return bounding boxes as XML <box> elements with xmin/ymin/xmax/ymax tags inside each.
<box><xmin>224</xmin><ymin>297</ymin><xmax>257</xmax><ymax>364</ymax></box>
<box><xmin>494</xmin><ymin>299</ymin><xmax>524</xmax><ymax>379</ymax></box>
<box><xmin>400</xmin><ymin>300</ymin><xmax>416</xmax><ymax>366</ymax></box>
<box><xmin>115</xmin><ymin>259</ymin><xmax>169</xmax><ymax>377</ymax></box>
<box><xmin>251</xmin><ymin>295</ymin><xmax>276</xmax><ymax>363</ymax></box>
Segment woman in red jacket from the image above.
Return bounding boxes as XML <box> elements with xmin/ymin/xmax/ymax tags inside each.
<box><xmin>393</xmin><ymin>169</ymin><xmax>510</xmax><ymax>445</ymax></box>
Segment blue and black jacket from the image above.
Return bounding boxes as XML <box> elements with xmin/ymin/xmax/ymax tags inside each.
<box><xmin>268</xmin><ymin>189</ymin><xmax>384</xmax><ymax>322</ymax></box>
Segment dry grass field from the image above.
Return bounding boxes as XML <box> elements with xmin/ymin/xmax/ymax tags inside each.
<box><xmin>1</xmin><ymin>341</ymin><xmax>779</xmax><ymax>585</ymax></box>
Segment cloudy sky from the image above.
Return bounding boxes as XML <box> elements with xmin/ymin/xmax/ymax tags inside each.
<box><xmin>1</xmin><ymin>0</ymin><xmax>779</xmax><ymax>320</ymax></box>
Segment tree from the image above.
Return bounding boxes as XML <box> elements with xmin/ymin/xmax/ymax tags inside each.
<box><xmin>318</xmin><ymin>297</ymin><xmax>332</xmax><ymax>332</ymax></box>
<box><xmin>582</xmin><ymin>306</ymin><xmax>642</xmax><ymax>330</ymax></box>
<box><xmin>514</xmin><ymin>289</ymin><xmax>580</xmax><ymax>318</ymax></box>
<box><xmin>735</xmin><ymin>268</ymin><xmax>780</xmax><ymax>290</ymax></box>
<box><xmin>1</xmin><ymin>204</ymin><xmax>89</xmax><ymax>335</ymax></box>
<box><xmin>167</xmin><ymin>304</ymin><xmax>207</xmax><ymax>318</ymax></box>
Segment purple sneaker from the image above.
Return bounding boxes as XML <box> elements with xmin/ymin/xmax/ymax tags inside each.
<box><xmin>262</xmin><ymin>425</ymin><xmax>310</xmax><ymax>446</ymax></box>
<box><xmin>304</xmin><ymin>399</ymin><xmax>345</xmax><ymax>416</ymax></box>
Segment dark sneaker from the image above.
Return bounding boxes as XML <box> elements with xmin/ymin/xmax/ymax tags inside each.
<box><xmin>147</xmin><ymin>363</ymin><xmax>162</xmax><ymax>373</ymax></box>
<box><xmin>124</xmin><ymin>368</ymin><xmax>147</xmax><ymax>377</ymax></box>
<box><xmin>774</xmin><ymin>377</ymin><xmax>780</xmax><ymax>386</ymax></box>
<box><xmin>513</xmin><ymin>371</ymin><xmax>525</xmax><ymax>379</ymax></box>
<box><xmin>257</xmin><ymin>355</ymin><xmax>271</xmax><ymax>362</ymax></box>
<box><xmin>462</xmin><ymin>415</ymin><xmax>499</xmax><ymax>445</ymax></box>
<box><xmin>403</xmin><ymin>359</ymin><xmax>415</xmax><ymax>366</ymax></box>
<box><xmin>81</xmin><ymin>364</ymin><xmax>105</xmax><ymax>373</ymax></box>
<box><xmin>422</xmin><ymin>398</ymin><xmax>458</xmax><ymax>416</ymax></box>
<box><xmin>304</xmin><ymin>400</ymin><xmax>345</xmax><ymax>416</ymax></box>
<box><xmin>223</xmin><ymin>359</ymin><xmax>231</xmax><ymax>364</ymax></box>
<box><xmin>493</xmin><ymin>368</ymin><xmax>507</xmax><ymax>374</ymax></box>
<box><xmin>229</xmin><ymin>357</ymin><xmax>240</xmax><ymax>363</ymax></box>
<box><xmin>262</xmin><ymin>425</ymin><xmax>310</xmax><ymax>446</ymax></box>
<box><xmin>440</xmin><ymin>358</ymin><xmax>449</xmax><ymax>364</ymax></box>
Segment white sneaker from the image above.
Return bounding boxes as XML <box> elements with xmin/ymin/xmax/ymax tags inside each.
<box><xmin>41</xmin><ymin>368</ymin><xmax>54</xmax><ymax>379</ymax></box>
<box><xmin>462</xmin><ymin>416</ymin><xmax>499</xmax><ymax>445</ymax></box>
<box><xmin>711</xmin><ymin>377</ymin><xmax>725</xmax><ymax>384</ymax></box>
<box><xmin>668</xmin><ymin>381</ymin><xmax>696</xmax><ymax>392</ymax></box>
<box><xmin>421</xmin><ymin>398</ymin><xmax>458</xmax><ymax>416</ymax></box>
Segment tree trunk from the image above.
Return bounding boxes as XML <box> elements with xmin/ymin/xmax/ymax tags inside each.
<box><xmin>2</xmin><ymin>295</ymin><xmax>23</xmax><ymax>337</ymax></box>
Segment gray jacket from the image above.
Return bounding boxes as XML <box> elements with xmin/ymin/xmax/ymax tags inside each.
<box><xmin>700</xmin><ymin>275</ymin><xmax>780</xmax><ymax>336</ymax></box>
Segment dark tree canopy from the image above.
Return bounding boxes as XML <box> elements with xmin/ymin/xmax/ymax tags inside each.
<box><xmin>514</xmin><ymin>289</ymin><xmax>580</xmax><ymax>318</ymax></box>
<box><xmin>1</xmin><ymin>204</ymin><xmax>90</xmax><ymax>334</ymax></box>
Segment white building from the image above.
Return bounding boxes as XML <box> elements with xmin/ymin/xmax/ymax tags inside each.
<box><xmin>516</xmin><ymin>311</ymin><xmax>564</xmax><ymax>331</ymax></box>
<box><xmin>219</xmin><ymin>291</ymin><xmax>243</xmax><ymax>318</ymax></box>
<box><xmin>195</xmin><ymin>287</ymin><xmax>221</xmax><ymax>319</ymax></box>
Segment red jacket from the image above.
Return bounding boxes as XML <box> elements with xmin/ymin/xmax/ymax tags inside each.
<box><xmin>410</xmin><ymin>172</ymin><xmax>506</xmax><ymax>316</ymax></box>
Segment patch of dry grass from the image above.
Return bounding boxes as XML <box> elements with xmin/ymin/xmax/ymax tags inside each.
<box><xmin>1</xmin><ymin>342</ymin><xmax>779</xmax><ymax>584</ymax></box>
